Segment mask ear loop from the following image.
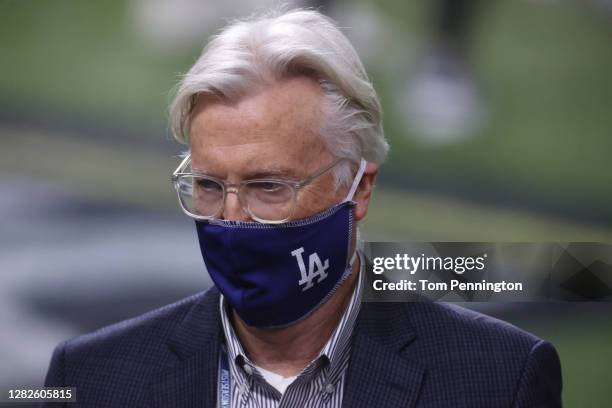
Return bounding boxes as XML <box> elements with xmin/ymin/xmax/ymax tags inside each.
<box><xmin>344</xmin><ymin>158</ymin><xmax>367</xmax><ymax>270</ymax></box>
<box><xmin>344</xmin><ymin>158</ymin><xmax>367</xmax><ymax>202</ymax></box>
<box><xmin>348</xmin><ymin>250</ymin><xmax>358</xmax><ymax>267</ymax></box>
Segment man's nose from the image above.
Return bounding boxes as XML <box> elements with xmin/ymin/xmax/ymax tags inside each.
<box><xmin>220</xmin><ymin>190</ymin><xmax>251</xmax><ymax>222</ymax></box>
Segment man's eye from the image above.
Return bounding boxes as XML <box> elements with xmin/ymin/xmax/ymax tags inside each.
<box><xmin>197</xmin><ymin>179</ymin><xmax>222</xmax><ymax>191</ymax></box>
<box><xmin>256</xmin><ymin>182</ymin><xmax>282</xmax><ymax>193</ymax></box>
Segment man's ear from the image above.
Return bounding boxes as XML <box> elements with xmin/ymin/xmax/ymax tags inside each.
<box><xmin>353</xmin><ymin>162</ymin><xmax>378</xmax><ymax>221</ymax></box>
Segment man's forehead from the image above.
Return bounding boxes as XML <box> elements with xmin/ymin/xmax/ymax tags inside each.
<box><xmin>188</xmin><ymin>77</ymin><xmax>328</xmax><ymax>175</ymax></box>
<box><xmin>190</xmin><ymin>133</ymin><xmax>328</xmax><ymax>175</ymax></box>
<box><xmin>190</xmin><ymin>123</ymin><xmax>323</xmax><ymax>163</ymax></box>
<box><xmin>190</xmin><ymin>77</ymin><xmax>323</xmax><ymax>141</ymax></box>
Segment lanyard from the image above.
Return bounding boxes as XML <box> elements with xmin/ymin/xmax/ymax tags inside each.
<box><xmin>218</xmin><ymin>346</ymin><xmax>232</xmax><ymax>408</ymax></box>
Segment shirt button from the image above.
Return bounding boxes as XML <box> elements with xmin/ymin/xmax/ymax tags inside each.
<box><xmin>243</xmin><ymin>365</ymin><xmax>253</xmax><ymax>375</ymax></box>
<box><xmin>324</xmin><ymin>383</ymin><xmax>335</xmax><ymax>394</ymax></box>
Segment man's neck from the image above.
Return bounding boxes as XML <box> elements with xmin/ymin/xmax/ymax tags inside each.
<box><xmin>231</xmin><ymin>258</ymin><xmax>360</xmax><ymax>378</ymax></box>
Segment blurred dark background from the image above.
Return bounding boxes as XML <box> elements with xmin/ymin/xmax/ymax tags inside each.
<box><xmin>1</xmin><ymin>0</ymin><xmax>611</xmax><ymax>405</ymax></box>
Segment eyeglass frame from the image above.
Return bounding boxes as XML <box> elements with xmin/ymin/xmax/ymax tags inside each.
<box><xmin>171</xmin><ymin>154</ymin><xmax>346</xmax><ymax>224</ymax></box>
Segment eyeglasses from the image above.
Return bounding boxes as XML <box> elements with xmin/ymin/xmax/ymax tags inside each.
<box><xmin>171</xmin><ymin>154</ymin><xmax>344</xmax><ymax>224</ymax></box>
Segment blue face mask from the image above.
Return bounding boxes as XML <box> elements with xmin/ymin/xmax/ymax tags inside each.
<box><xmin>195</xmin><ymin>159</ymin><xmax>366</xmax><ymax>328</ymax></box>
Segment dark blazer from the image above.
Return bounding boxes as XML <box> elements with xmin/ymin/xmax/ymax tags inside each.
<box><xmin>43</xmin><ymin>287</ymin><xmax>562</xmax><ymax>407</ymax></box>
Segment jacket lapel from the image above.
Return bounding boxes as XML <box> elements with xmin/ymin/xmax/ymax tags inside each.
<box><xmin>343</xmin><ymin>302</ymin><xmax>426</xmax><ymax>408</ymax></box>
<box><xmin>149</xmin><ymin>288</ymin><xmax>223</xmax><ymax>408</ymax></box>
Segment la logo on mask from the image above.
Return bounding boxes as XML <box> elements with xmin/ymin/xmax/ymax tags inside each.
<box><xmin>291</xmin><ymin>247</ymin><xmax>330</xmax><ymax>291</ymax></box>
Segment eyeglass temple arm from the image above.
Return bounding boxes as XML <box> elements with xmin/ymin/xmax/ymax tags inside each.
<box><xmin>296</xmin><ymin>157</ymin><xmax>345</xmax><ymax>189</ymax></box>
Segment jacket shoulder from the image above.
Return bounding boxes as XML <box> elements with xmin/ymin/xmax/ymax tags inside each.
<box><xmin>399</xmin><ymin>301</ymin><xmax>547</xmax><ymax>372</ymax></box>
<box><xmin>363</xmin><ymin>300</ymin><xmax>543</xmax><ymax>349</ymax></box>
<box><xmin>357</xmin><ymin>301</ymin><xmax>561</xmax><ymax>406</ymax></box>
<box><xmin>63</xmin><ymin>289</ymin><xmax>217</xmax><ymax>366</ymax></box>
<box><xmin>405</xmin><ymin>302</ymin><xmax>560</xmax><ymax>405</ymax></box>
<box><xmin>43</xmin><ymin>288</ymin><xmax>222</xmax><ymax>406</ymax></box>
<box><xmin>410</xmin><ymin>301</ymin><xmax>541</xmax><ymax>346</ymax></box>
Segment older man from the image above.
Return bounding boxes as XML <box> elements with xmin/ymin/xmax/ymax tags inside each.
<box><xmin>44</xmin><ymin>9</ymin><xmax>561</xmax><ymax>408</ymax></box>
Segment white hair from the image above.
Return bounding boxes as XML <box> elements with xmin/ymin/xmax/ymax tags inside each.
<box><xmin>169</xmin><ymin>8</ymin><xmax>389</xmax><ymax>186</ymax></box>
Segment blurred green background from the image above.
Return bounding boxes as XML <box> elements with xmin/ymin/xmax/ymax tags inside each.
<box><xmin>1</xmin><ymin>0</ymin><xmax>611</xmax><ymax>405</ymax></box>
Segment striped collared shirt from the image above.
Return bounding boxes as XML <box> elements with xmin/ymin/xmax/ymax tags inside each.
<box><xmin>218</xmin><ymin>252</ymin><xmax>364</xmax><ymax>408</ymax></box>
